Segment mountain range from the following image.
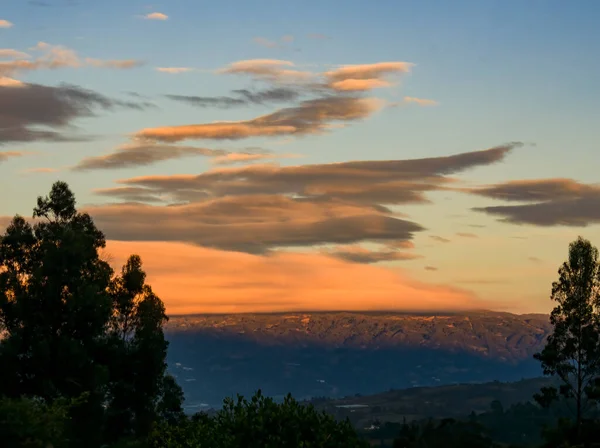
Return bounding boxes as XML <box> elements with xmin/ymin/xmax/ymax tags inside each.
<box><xmin>164</xmin><ymin>311</ymin><xmax>552</xmax><ymax>411</ymax></box>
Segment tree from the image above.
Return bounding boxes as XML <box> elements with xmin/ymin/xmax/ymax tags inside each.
<box><xmin>393</xmin><ymin>418</ymin><xmax>495</xmax><ymax>448</ymax></box>
<box><xmin>0</xmin><ymin>181</ymin><xmax>114</xmax><ymax>446</ymax></box>
<box><xmin>0</xmin><ymin>395</ymin><xmax>73</xmax><ymax>448</ymax></box>
<box><xmin>150</xmin><ymin>390</ymin><xmax>369</xmax><ymax>448</ymax></box>
<box><xmin>533</xmin><ymin>236</ymin><xmax>600</xmax><ymax>438</ymax></box>
<box><xmin>0</xmin><ymin>181</ymin><xmax>183</xmax><ymax>447</ymax></box>
<box><xmin>104</xmin><ymin>254</ymin><xmax>178</xmax><ymax>442</ymax></box>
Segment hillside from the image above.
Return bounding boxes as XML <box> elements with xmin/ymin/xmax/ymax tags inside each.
<box><xmin>164</xmin><ymin>311</ymin><xmax>552</xmax><ymax>410</ymax></box>
<box><xmin>165</xmin><ymin>311</ymin><xmax>551</xmax><ymax>361</ymax></box>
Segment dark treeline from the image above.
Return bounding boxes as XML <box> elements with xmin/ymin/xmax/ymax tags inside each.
<box><xmin>1</xmin><ymin>182</ymin><xmax>600</xmax><ymax>447</ymax></box>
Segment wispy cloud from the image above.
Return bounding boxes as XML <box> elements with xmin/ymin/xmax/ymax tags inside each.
<box><xmin>143</xmin><ymin>12</ymin><xmax>168</xmax><ymax>20</ymax></box>
<box><xmin>456</xmin><ymin>232</ymin><xmax>478</xmax><ymax>238</ymax></box>
<box><xmin>0</xmin><ymin>42</ymin><xmax>143</xmax><ymax>78</ymax></box>
<box><xmin>72</xmin><ymin>143</ymin><xmax>228</xmax><ymax>171</ymax></box>
<box><xmin>84</xmin><ymin>144</ymin><xmax>521</xmax><ymax>255</ymax></box>
<box><xmin>430</xmin><ymin>235</ymin><xmax>451</xmax><ymax>243</ymax></box>
<box><xmin>322</xmin><ymin>244</ymin><xmax>422</xmax><ymax>264</ymax></box>
<box><xmin>21</xmin><ymin>167</ymin><xmax>59</xmax><ymax>174</ymax></box>
<box><xmin>324</xmin><ymin>62</ymin><xmax>413</xmax><ymax>92</ymax></box>
<box><xmin>134</xmin><ymin>96</ymin><xmax>384</xmax><ymax>142</ymax></box>
<box><xmin>253</xmin><ymin>35</ymin><xmax>295</xmax><ymax>49</ymax></box>
<box><xmin>156</xmin><ymin>67</ymin><xmax>193</xmax><ymax>74</ymax></box>
<box><xmin>218</xmin><ymin>59</ymin><xmax>313</xmax><ymax>83</ymax></box>
<box><xmin>0</xmin><ymin>49</ymin><xmax>30</xmax><ymax>59</ymax></box>
<box><xmin>0</xmin><ymin>83</ymin><xmax>150</xmax><ymax>144</ymax></box>
<box><xmin>165</xmin><ymin>87</ymin><xmax>300</xmax><ymax>108</ymax></box>
<box><xmin>0</xmin><ymin>20</ymin><xmax>13</xmax><ymax>28</ymax></box>
<box><xmin>403</xmin><ymin>96</ymin><xmax>439</xmax><ymax>106</ymax></box>
<box><xmin>466</xmin><ymin>178</ymin><xmax>600</xmax><ymax>227</ymax></box>
<box><xmin>0</xmin><ymin>151</ymin><xmax>26</xmax><ymax>162</ymax></box>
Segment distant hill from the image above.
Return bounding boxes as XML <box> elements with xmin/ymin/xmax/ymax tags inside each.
<box><xmin>164</xmin><ymin>311</ymin><xmax>552</xmax><ymax>411</ymax></box>
<box><xmin>309</xmin><ymin>376</ymin><xmax>557</xmax><ymax>428</ymax></box>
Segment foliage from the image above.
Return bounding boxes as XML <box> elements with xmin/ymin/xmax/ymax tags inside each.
<box><xmin>150</xmin><ymin>390</ymin><xmax>370</xmax><ymax>448</ymax></box>
<box><xmin>533</xmin><ymin>237</ymin><xmax>600</xmax><ymax>439</ymax></box>
<box><xmin>392</xmin><ymin>418</ymin><xmax>496</xmax><ymax>448</ymax></box>
<box><xmin>0</xmin><ymin>395</ymin><xmax>75</xmax><ymax>448</ymax></box>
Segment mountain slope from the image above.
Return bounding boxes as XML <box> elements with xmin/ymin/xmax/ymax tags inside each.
<box><xmin>164</xmin><ymin>311</ymin><xmax>552</xmax><ymax>410</ymax></box>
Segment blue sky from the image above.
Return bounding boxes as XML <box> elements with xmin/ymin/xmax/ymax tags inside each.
<box><xmin>1</xmin><ymin>0</ymin><xmax>599</xmax><ymax>314</ymax></box>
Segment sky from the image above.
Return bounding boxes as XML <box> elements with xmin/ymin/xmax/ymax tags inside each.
<box><xmin>1</xmin><ymin>0</ymin><xmax>599</xmax><ymax>315</ymax></box>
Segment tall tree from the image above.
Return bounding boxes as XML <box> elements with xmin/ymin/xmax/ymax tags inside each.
<box><xmin>0</xmin><ymin>181</ymin><xmax>183</xmax><ymax>447</ymax></box>
<box><xmin>533</xmin><ymin>236</ymin><xmax>600</xmax><ymax>436</ymax></box>
<box><xmin>0</xmin><ymin>181</ymin><xmax>114</xmax><ymax>446</ymax></box>
<box><xmin>105</xmin><ymin>255</ymin><xmax>179</xmax><ymax>442</ymax></box>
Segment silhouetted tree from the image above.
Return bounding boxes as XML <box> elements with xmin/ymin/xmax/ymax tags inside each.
<box><xmin>104</xmin><ymin>254</ymin><xmax>180</xmax><ymax>442</ymax></box>
<box><xmin>533</xmin><ymin>236</ymin><xmax>600</xmax><ymax>439</ymax></box>
<box><xmin>150</xmin><ymin>390</ymin><xmax>369</xmax><ymax>448</ymax></box>
<box><xmin>0</xmin><ymin>181</ymin><xmax>183</xmax><ymax>447</ymax></box>
<box><xmin>393</xmin><ymin>418</ymin><xmax>495</xmax><ymax>448</ymax></box>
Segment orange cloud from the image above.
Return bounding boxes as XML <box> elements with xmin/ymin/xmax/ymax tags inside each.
<box><xmin>330</xmin><ymin>78</ymin><xmax>392</xmax><ymax>91</ymax></box>
<box><xmin>0</xmin><ymin>76</ymin><xmax>24</xmax><ymax>87</ymax></box>
<box><xmin>85</xmin><ymin>58</ymin><xmax>143</xmax><ymax>69</ymax></box>
<box><xmin>134</xmin><ymin>96</ymin><xmax>384</xmax><ymax>142</ymax></box>
<box><xmin>324</xmin><ymin>62</ymin><xmax>413</xmax><ymax>92</ymax></box>
<box><xmin>218</xmin><ymin>59</ymin><xmax>313</xmax><ymax>83</ymax></box>
<box><xmin>403</xmin><ymin>96</ymin><xmax>439</xmax><ymax>106</ymax></box>
<box><xmin>156</xmin><ymin>67</ymin><xmax>193</xmax><ymax>74</ymax></box>
<box><xmin>144</xmin><ymin>12</ymin><xmax>168</xmax><ymax>20</ymax></box>
<box><xmin>0</xmin><ymin>151</ymin><xmax>26</xmax><ymax>163</ymax></box>
<box><xmin>0</xmin><ymin>42</ymin><xmax>142</xmax><ymax>78</ymax></box>
<box><xmin>21</xmin><ymin>167</ymin><xmax>59</xmax><ymax>174</ymax></box>
<box><xmin>103</xmin><ymin>240</ymin><xmax>484</xmax><ymax>314</ymax></box>
<box><xmin>0</xmin><ymin>20</ymin><xmax>13</xmax><ymax>28</ymax></box>
<box><xmin>0</xmin><ymin>49</ymin><xmax>30</xmax><ymax>59</ymax></box>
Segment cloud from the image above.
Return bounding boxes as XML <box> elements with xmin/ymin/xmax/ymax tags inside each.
<box><xmin>0</xmin><ymin>20</ymin><xmax>13</xmax><ymax>28</ymax></box>
<box><xmin>253</xmin><ymin>35</ymin><xmax>295</xmax><ymax>49</ymax></box>
<box><xmin>215</xmin><ymin>59</ymin><xmax>416</xmax><ymax>93</ymax></box>
<box><xmin>403</xmin><ymin>96</ymin><xmax>439</xmax><ymax>106</ymax></box>
<box><xmin>0</xmin><ymin>42</ymin><xmax>143</xmax><ymax>78</ymax></box>
<box><xmin>0</xmin><ymin>77</ymin><xmax>25</xmax><ymax>87</ymax></box>
<box><xmin>253</xmin><ymin>37</ymin><xmax>278</xmax><ymax>48</ymax></box>
<box><xmin>85</xmin><ymin>58</ymin><xmax>143</xmax><ymax>69</ymax></box>
<box><xmin>134</xmin><ymin>96</ymin><xmax>385</xmax><ymax>142</ymax></box>
<box><xmin>528</xmin><ymin>256</ymin><xmax>542</xmax><ymax>263</ymax></box>
<box><xmin>108</xmin><ymin>143</ymin><xmax>520</xmax><ymax>206</ymax></box>
<box><xmin>322</xmin><ymin>244</ymin><xmax>422</xmax><ymax>264</ymax></box>
<box><xmin>0</xmin><ymin>151</ymin><xmax>26</xmax><ymax>163</ymax></box>
<box><xmin>87</xmin><ymin>143</ymin><xmax>520</xmax><ymax>254</ymax></box>
<box><xmin>218</xmin><ymin>59</ymin><xmax>313</xmax><ymax>84</ymax></box>
<box><xmin>467</xmin><ymin>178</ymin><xmax>600</xmax><ymax>227</ymax></box>
<box><xmin>211</xmin><ymin>151</ymin><xmax>300</xmax><ymax>166</ymax></box>
<box><xmin>86</xmin><ymin>196</ymin><xmax>425</xmax><ymax>253</ymax></box>
<box><xmin>424</xmin><ymin>266</ymin><xmax>438</xmax><ymax>271</ymax></box>
<box><xmin>72</xmin><ymin>143</ymin><xmax>228</xmax><ymax>171</ymax></box>
<box><xmin>430</xmin><ymin>235</ymin><xmax>450</xmax><ymax>243</ymax></box>
<box><xmin>100</xmin><ymin>241</ymin><xmax>484</xmax><ymax>314</ymax></box>
<box><xmin>456</xmin><ymin>232</ymin><xmax>478</xmax><ymax>238</ymax></box>
<box><xmin>0</xmin><ymin>83</ymin><xmax>148</xmax><ymax>144</ymax></box>
<box><xmin>144</xmin><ymin>12</ymin><xmax>168</xmax><ymax>20</ymax></box>
<box><xmin>21</xmin><ymin>167</ymin><xmax>59</xmax><ymax>174</ymax></box>
<box><xmin>94</xmin><ymin>187</ymin><xmax>168</xmax><ymax>203</ymax></box>
<box><xmin>324</xmin><ymin>62</ymin><xmax>413</xmax><ymax>92</ymax></box>
<box><xmin>0</xmin><ymin>49</ymin><xmax>30</xmax><ymax>59</ymax></box>
<box><xmin>165</xmin><ymin>87</ymin><xmax>300</xmax><ymax>108</ymax></box>
<box><xmin>156</xmin><ymin>67</ymin><xmax>193</xmax><ymax>74</ymax></box>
